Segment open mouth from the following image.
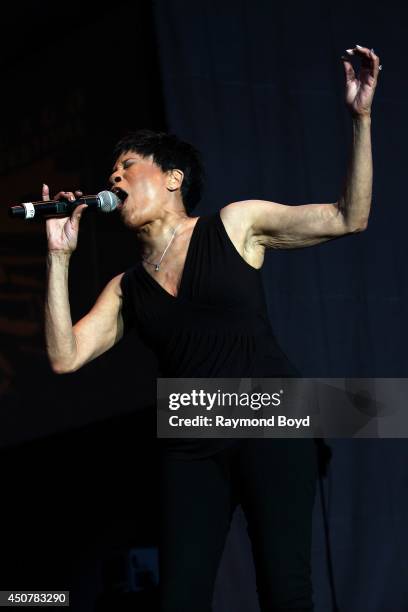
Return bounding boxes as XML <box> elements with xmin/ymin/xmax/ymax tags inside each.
<box><xmin>111</xmin><ymin>187</ymin><xmax>128</xmax><ymax>207</ymax></box>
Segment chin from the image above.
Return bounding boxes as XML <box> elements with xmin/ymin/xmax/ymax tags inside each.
<box><xmin>120</xmin><ymin>208</ymin><xmax>143</xmax><ymax>230</ymax></box>
<box><xmin>119</xmin><ymin>206</ymin><xmax>132</xmax><ymax>225</ymax></box>
<box><xmin>121</xmin><ymin>214</ymin><xmax>137</xmax><ymax>230</ymax></box>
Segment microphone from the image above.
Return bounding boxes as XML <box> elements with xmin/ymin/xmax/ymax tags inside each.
<box><xmin>8</xmin><ymin>190</ymin><xmax>121</xmax><ymax>220</ymax></box>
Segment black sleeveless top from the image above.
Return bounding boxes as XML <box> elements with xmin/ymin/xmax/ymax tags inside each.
<box><xmin>120</xmin><ymin>211</ymin><xmax>298</xmax><ymax>458</ymax></box>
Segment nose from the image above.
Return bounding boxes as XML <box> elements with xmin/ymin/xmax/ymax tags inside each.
<box><xmin>109</xmin><ymin>172</ymin><xmax>122</xmax><ymax>186</ymax></box>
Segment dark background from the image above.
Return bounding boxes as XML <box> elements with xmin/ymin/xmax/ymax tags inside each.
<box><xmin>0</xmin><ymin>1</ymin><xmax>407</xmax><ymax>610</ymax></box>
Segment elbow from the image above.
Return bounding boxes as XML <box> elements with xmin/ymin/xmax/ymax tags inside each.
<box><xmin>348</xmin><ymin>219</ymin><xmax>368</xmax><ymax>233</ymax></box>
<box><xmin>46</xmin><ymin>341</ymin><xmax>79</xmax><ymax>374</ymax></box>
<box><xmin>50</xmin><ymin>364</ymin><xmax>71</xmax><ymax>375</ymax></box>
<box><xmin>359</xmin><ymin>219</ymin><xmax>368</xmax><ymax>232</ymax></box>
<box><xmin>48</xmin><ymin>358</ymin><xmax>77</xmax><ymax>375</ymax></box>
<box><xmin>334</xmin><ymin>201</ymin><xmax>369</xmax><ymax>234</ymax></box>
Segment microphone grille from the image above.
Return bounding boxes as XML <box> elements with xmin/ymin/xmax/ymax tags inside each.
<box><xmin>97</xmin><ymin>190</ymin><xmax>120</xmax><ymax>212</ymax></box>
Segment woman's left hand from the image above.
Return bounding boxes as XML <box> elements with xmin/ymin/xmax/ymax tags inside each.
<box><xmin>342</xmin><ymin>44</ymin><xmax>381</xmax><ymax>117</ymax></box>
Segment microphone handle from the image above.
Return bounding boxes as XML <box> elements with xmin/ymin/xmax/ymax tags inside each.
<box><xmin>9</xmin><ymin>196</ymin><xmax>100</xmax><ymax>219</ymax></box>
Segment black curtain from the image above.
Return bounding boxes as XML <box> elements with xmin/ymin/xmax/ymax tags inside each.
<box><xmin>153</xmin><ymin>1</ymin><xmax>408</xmax><ymax>610</ymax></box>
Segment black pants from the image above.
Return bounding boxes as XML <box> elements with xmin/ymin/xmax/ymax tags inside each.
<box><xmin>159</xmin><ymin>438</ymin><xmax>318</xmax><ymax>612</ymax></box>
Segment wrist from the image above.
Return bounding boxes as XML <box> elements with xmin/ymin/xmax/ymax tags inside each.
<box><xmin>352</xmin><ymin>113</ymin><xmax>371</xmax><ymax>125</ymax></box>
<box><xmin>47</xmin><ymin>250</ymin><xmax>72</xmax><ymax>262</ymax></box>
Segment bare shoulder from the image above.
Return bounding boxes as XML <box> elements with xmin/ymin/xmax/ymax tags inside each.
<box><xmin>219</xmin><ymin>202</ymin><xmax>266</xmax><ymax>269</ymax></box>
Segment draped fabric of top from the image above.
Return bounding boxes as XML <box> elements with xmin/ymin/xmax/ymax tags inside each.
<box><xmin>120</xmin><ymin>211</ymin><xmax>298</xmax><ymax>458</ymax></box>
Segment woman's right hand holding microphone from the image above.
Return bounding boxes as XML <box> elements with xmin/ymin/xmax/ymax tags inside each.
<box><xmin>43</xmin><ymin>183</ymin><xmax>88</xmax><ymax>254</ymax></box>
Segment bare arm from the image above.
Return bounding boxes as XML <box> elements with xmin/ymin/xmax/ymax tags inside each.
<box><xmin>45</xmin><ymin>251</ymin><xmax>76</xmax><ymax>372</ymax></box>
<box><xmin>222</xmin><ymin>44</ymin><xmax>380</xmax><ymax>254</ymax></box>
<box><xmin>43</xmin><ymin>185</ymin><xmax>125</xmax><ymax>374</ymax></box>
<box><xmin>45</xmin><ymin>252</ymin><xmax>124</xmax><ymax>373</ymax></box>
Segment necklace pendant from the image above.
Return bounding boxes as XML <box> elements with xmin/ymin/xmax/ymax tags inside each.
<box><xmin>154</xmin><ymin>264</ymin><xmax>160</xmax><ymax>272</ymax></box>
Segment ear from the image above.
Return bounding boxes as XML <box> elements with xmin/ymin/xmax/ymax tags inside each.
<box><xmin>166</xmin><ymin>168</ymin><xmax>184</xmax><ymax>192</ymax></box>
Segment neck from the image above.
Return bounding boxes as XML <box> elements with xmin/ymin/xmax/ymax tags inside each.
<box><xmin>137</xmin><ymin>211</ymin><xmax>190</xmax><ymax>260</ymax></box>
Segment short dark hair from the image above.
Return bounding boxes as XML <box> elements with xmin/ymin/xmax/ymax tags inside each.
<box><xmin>113</xmin><ymin>129</ymin><xmax>204</xmax><ymax>213</ymax></box>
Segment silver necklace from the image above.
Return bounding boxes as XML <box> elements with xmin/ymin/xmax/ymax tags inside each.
<box><xmin>143</xmin><ymin>220</ymin><xmax>185</xmax><ymax>272</ymax></box>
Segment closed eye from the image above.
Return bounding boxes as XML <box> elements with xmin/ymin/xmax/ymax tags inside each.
<box><xmin>123</xmin><ymin>158</ymin><xmax>137</xmax><ymax>169</ymax></box>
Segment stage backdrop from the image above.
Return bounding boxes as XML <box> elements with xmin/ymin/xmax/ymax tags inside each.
<box><xmin>153</xmin><ymin>1</ymin><xmax>408</xmax><ymax>610</ymax></box>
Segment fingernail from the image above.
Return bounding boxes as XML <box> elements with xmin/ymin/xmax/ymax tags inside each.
<box><xmin>43</xmin><ymin>183</ymin><xmax>48</xmax><ymax>189</ymax></box>
<box><xmin>346</xmin><ymin>49</ymin><xmax>354</xmax><ymax>54</ymax></box>
<box><xmin>356</xmin><ymin>44</ymin><xmax>363</xmax><ymax>49</ymax></box>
